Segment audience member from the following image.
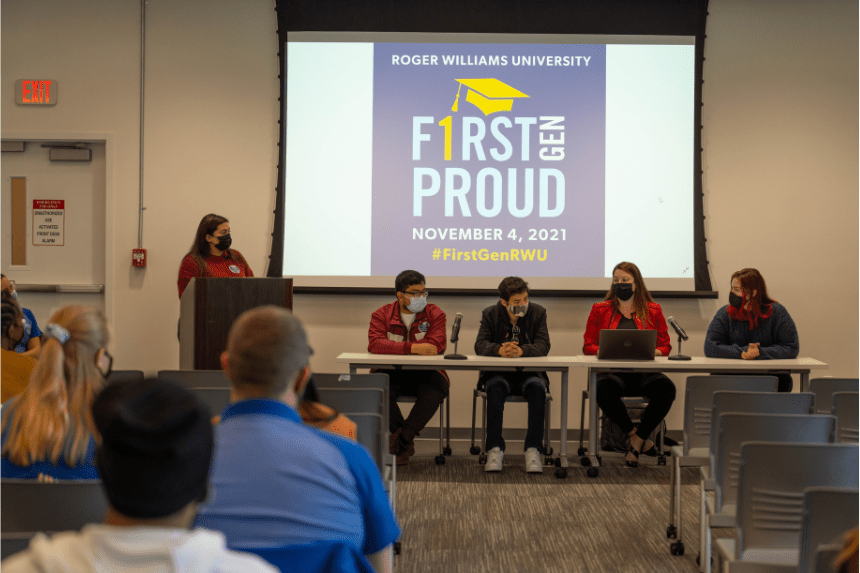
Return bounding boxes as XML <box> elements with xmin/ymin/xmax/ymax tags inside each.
<box><xmin>1</xmin><ymin>291</ymin><xmax>36</xmax><ymax>403</ymax></box>
<box><xmin>1</xmin><ymin>305</ymin><xmax>111</xmax><ymax>479</ymax></box>
<box><xmin>1</xmin><ymin>274</ymin><xmax>41</xmax><ymax>358</ymax></box>
<box><xmin>1</xmin><ymin>377</ymin><xmax>277</xmax><ymax>573</ymax></box>
<box><xmin>582</xmin><ymin>262</ymin><xmax>675</xmax><ymax>468</ymax></box>
<box><xmin>368</xmin><ymin>269</ymin><xmax>448</xmax><ymax>465</ymax></box>
<box><xmin>474</xmin><ymin>276</ymin><xmax>551</xmax><ymax>473</ymax></box>
<box><xmin>300</xmin><ymin>377</ymin><xmax>358</xmax><ymax>440</ymax></box>
<box><xmin>704</xmin><ymin>267</ymin><xmax>799</xmax><ymax>391</ymax></box>
<box><xmin>195</xmin><ymin>306</ymin><xmax>399</xmax><ymax>570</ymax></box>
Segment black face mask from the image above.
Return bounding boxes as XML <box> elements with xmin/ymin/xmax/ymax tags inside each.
<box><xmin>612</xmin><ymin>283</ymin><xmax>634</xmax><ymax>301</ymax></box>
<box><xmin>728</xmin><ymin>292</ymin><xmax>743</xmax><ymax>310</ymax></box>
<box><xmin>216</xmin><ymin>234</ymin><xmax>232</xmax><ymax>251</ymax></box>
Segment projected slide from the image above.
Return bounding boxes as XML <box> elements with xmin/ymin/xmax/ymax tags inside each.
<box><xmin>371</xmin><ymin>43</ymin><xmax>605</xmax><ymax>278</ymax></box>
<box><xmin>285</xmin><ymin>34</ymin><xmax>695</xmax><ymax>290</ymax></box>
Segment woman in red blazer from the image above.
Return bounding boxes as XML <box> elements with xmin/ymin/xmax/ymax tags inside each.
<box><xmin>582</xmin><ymin>262</ymin><xmax>675</xmax><ymax>467</ymax></box>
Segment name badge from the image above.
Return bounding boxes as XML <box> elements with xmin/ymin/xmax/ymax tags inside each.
<box><xmin>229</xmin><ymin>264</ymin><xmax>241</xmax><ymax>274</ymax></box>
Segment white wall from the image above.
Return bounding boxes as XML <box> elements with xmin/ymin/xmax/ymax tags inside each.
<box><xmin>2</xmin><ymin>0</ymin><xmax>857</xmax><ymax>433</ymax></box>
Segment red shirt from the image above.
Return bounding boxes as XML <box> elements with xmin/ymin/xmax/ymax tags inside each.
<box><xmin>177</xmin><ymin>251</ymin><xmax>254</xmax><ymax>298</ymax></box>
<box><xmin>582</xmin><ymin>300</ymin><xmax>672</xmax><ymax>356</ymax></box>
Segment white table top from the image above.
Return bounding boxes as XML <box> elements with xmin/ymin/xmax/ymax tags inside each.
<box><xmin>336</xmin><ymin>353</ymin><xmax>827</xmax><ymax>372</ymax></box>
<box><xmin>335</xmin><ymin>353</ymin><xmax>579</xmax><ymax>370</ymax></box>
<box><xmin>577</xmin><ymin>355</ymin><xmax>828</xmax><ymax>371</ymax></box>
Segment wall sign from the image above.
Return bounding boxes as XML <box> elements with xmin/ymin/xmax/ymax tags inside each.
<box><xmin>16</xmin><ymin>80</ymin><xmax>57</xmax><ymax>105</ymax></box>
<box><xmin>33</xmin><ymin>200</ymin><xmax>64</xmax><ymax>246</ymax></box>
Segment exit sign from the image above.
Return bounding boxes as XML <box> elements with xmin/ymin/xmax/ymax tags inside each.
<box><xmin>15</xmin><ymin>80</ymin><xmax>57</xmax><ymax>106</ymax></box>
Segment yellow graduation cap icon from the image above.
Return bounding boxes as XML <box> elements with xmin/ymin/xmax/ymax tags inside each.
<box><xmin>452</xmin><ymin>78</ymin><xmax>529</xmax><ymax>116</ymax></box>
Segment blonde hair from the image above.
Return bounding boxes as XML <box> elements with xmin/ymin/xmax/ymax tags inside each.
<box><xmin>2</xmin><ymin>306</ymin><xmax>108</xmax><ymax>467</ymax></box>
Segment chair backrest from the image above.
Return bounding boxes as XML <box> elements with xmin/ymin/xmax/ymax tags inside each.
<box><xmin>156</xmin><ymin>369</ymin><xmax>231</xmax><ymax>388</ymax></box>
<box><xmin>714</xmin><ymin>413</ymin><xmax>835</xmax><ymax>511</ymax></box>
<box><xmin>798</xmin><ymin>487</ymin><xmax>859</xmax><ymax>573</ymax></box>
<box><xmin>313</xmin><ymin>373</ymin><xmax>389</xmax><ymax>472</ymax></box>
<box><xmin>1</xmin><ymin>479</ymin><xmax>108</xmax><ymax>533</ymax></box>
<box><xmin>683</xmin><ymin>376</ymin><xmax>778</xmax><ymax>455</ymax></box>
<box><xmin>105</xmin><ymin>370</ymin><xmax>145</xmax><ymax>385</ymax></box>
<box><xmin>734</xmin><ymin>442</ymin><xmax>859</xmax><ymax>559</ymax></box>
<box><xmin>1</xmin><ymin>534</ymin><xmax>32</xmax><ymax>560</ymax></box>
<box><xmin>236</xmin><ymin>539</ymin><xmax>375</xmax><ymax>573</ymax></box>
<box><xmin>709</xmin><ymin>391</ymin><xmax>815</xmax><ymax>471</ymax></box>
<box><xmin>189</xmin><ymin>387</ymin><xmax>232</xmax><ymax>417</ymax></box>
<box><xmin>809</xmin><ymin>378</ymin><xmax>859</xmax><ymax>414</ymax></box>
<box><xmin>832</xmin><ymin>392</ymin><xmax>859</xmax><ymax>444</ymax></box>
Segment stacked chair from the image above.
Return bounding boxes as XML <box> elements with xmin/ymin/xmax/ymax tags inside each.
<box><xmin>714</xmin><ymin>442</ymin><xmax>858</xmax><ymax>572</ymax></box>
<box><xmin>667</xmin><ymin>375</ymin><xmax>779</xmax><ymax>556</ymax></box>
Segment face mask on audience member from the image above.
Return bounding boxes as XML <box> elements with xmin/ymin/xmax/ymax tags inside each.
<box><xmin>406</xmin><ymin>297</ymin><xmax>427</xmax><ymax>313</ymax></box>
<box><xmin>612</xmin><ymin>283</ymin><xmax>634</xmax><ymax>301</ymax></box>
<box><xmin>508</xmin><ymin>303</ymin><xmax>529</xmax><ymax>318</ymax></box>
<box><xmin>729</xmin><ymin>292</ymin><xmax>743</xmax><ymax>310</ymax></box>
<box><xmin>216</xmin><ymin>234</ymin><xmax>232</xmax><ymax>251</ymax></box>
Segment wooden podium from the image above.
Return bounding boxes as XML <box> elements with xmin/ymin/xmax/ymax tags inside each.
<box><xmin>179</xmin><ymin>277</ymin><xmax>293</xmax><ymax>370</ymax></box>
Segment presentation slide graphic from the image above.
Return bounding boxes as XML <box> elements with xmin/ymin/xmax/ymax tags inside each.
<box><xmin>371</xmin><ymin>43</ymin><xmax>606</xmax><ymax>277</ymax></box>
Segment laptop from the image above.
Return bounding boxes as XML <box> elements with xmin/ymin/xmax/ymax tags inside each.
<box><xmin>597</xmin><ymin>329</ymin><xmax>658</xmax><ymax>360</ymax></box>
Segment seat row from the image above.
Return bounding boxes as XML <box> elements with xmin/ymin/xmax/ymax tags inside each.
<box><xmin>662</xmin><ymin>375</ymin><xmax>858</xmax><ymax>573</ymax></box>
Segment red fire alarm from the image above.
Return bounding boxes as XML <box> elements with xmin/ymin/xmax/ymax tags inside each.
<box><xmin>132</xmin><ymin>248</ymin><xmax>147</xmax><ymax>267</ymax></box>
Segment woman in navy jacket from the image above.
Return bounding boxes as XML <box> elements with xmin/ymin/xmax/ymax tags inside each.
<box><xmin>704</xmin><ymin>268</ymin><xmax>798</xmax><ymax>391</ymax></box>
<box><xmin>582</xmin><ymin>262</ymin><xmax>674</xmax><ymax>467</ymax></box>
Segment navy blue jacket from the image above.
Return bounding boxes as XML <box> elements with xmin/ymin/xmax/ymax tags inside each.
<box><xmin>704</xmin><ymin>303</ymin><xmax>799</xmax><ymax>360</ymax></box>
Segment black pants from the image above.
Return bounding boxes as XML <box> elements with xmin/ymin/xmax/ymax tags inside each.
<box><xmin>379</xmin><ymin>369</ymin><xmax>448</xmax><ymax>444</ymax></box>
<box><xmin>596</xmin><ymin>372</ymin><xmax>676</xmax><ymax>440</ymax></box>
<box><xmin>485</xmin><ymin>374</ymin><xmax>547</xmax><ymax>453</ymax></box>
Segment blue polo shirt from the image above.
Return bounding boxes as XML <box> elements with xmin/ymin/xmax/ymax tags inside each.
<box><xmin>194</xmin><ymin>399</ymin><xmax>399</xmax><ymax>555</ymax></box>
<box><xmin>14</xmin><ymin>308</ymin><xmax>41</xmax><ymax>354</ymax></box>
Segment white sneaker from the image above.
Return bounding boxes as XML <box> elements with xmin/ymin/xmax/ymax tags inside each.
<box><xmin>485</xmin><ymin>447</ymin><xmax>504</xmax><ymax>472</ymax></box>
<box><xmin>524</xmin><ymin>448</ymin><xmax>543</xmax><ymax>474</ymax></box>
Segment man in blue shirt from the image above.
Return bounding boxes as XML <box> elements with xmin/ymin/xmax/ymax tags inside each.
<box><xmin>195</xmin><ymin>306</ymin><xmax>399</xmax><ymax>570</ymax></box>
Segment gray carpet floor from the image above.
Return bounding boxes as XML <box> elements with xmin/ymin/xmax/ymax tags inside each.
<box><xmin>393</xmin><ymin>440</ymin><xmax>720</xmax><ymax>573</ymax></box>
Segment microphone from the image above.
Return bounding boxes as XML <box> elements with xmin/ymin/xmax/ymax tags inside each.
<box><xmin>667</xmin><ymin>316</ymin><xmax>688</xmax><ymax>341</ymax></box>
<box><xmin>450</xmin><ymin>312</ymin><xmax>463</xmax><ymax>344</ymax></box>
<box><xmin>444</xmin><ymin>312</ymin><xmax>467</xmax><ymax>360</ymax></box>
<box><xmin>666</xmin><ymin>316</ymin><xmax>691</xmax><ymax>361</ymax></box>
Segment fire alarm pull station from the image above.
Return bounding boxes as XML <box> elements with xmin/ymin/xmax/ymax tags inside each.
<box><xmin>132</xmin><ymin>248</ymin><xmax>146</xmax><ymax>267</ymax></box>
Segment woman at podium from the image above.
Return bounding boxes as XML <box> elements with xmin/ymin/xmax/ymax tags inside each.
<box><xmin>178</xmin><ymin>214</ymin><xmax>254</xmax><ymax>298</ymax></box>
<box><xmin>582</xmin><ymin>261</ymin><xmax>675</xmax><ymax>468</ymax></box>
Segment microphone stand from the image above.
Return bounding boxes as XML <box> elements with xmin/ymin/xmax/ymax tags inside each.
<box><xmin>668</xmin><ymin>334</ymin><xmax>691</xmax><ymax>361</ymax></box>
<box><xmin>444</xmin><ymin>339</ymin><xmax>467</xmax><ymax>360</ymax></box>
<box><xmin>444</xmin><ymin>318</ymin><xmax>467</xmax><ymax>360</ymax></box>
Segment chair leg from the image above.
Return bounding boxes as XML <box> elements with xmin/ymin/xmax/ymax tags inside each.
<box><xmin>578</xmin><ymin>390</ymin><xmax>587</xmax><ymax>456</ymax></box>
<box><xmin>668</xmin><ymin>453</ymin><xmax>677</xmax><ymax>532</ymax></box>
<box><xmin>470</xmin><ymin>389</ymin><xmax>478</xmax><ymax>450</ymax></box>
<box><xmin>444</xmin><ymin>393</ymin><xmax>452</xmax><ymax>455</ymax></box>
<box><xmin>438</xmin><ymin>396</ymin><xmax>444</xmax><ymax>456</ymax></box>
<box><xmin>481</xmin><ymin>392</ymin><xmax>487</xmax><ymax>453</ymax></box>
<box><xmin>543</xmin><ymin>395</ymin><xmax>551</xmax><ymax>457</ymax></box>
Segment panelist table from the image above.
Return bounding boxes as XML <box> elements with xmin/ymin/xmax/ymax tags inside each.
<box><xmin>578</xmin><ymin>356</ymin><xmax>829</xmax><ymax>476</ymax></box>
<box><xmin>336</xmin><ymin>353</ymin><xmax>581</xmax><ymax>478</ymax></box>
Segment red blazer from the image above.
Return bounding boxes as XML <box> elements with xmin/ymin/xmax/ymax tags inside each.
<box><xmin>582</xmin><ymin>300</ymin><xmax>672</xmax><ymax>356</ymax></box>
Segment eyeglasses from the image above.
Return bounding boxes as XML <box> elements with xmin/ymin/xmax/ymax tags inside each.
<box><xmin>97</xmin><ymin>351</ymin><xmax>113</xmax><ymax>379</ymax></box>
<box><xmin>403</xmin><ymin>290</ymin><xmax>429</xmax><ymax>298</ymax></box>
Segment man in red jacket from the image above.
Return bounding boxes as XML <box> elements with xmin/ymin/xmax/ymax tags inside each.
<box><xmin>368</xmin><ymin>270</ymin><xmax>448</xmax><ymax>465</ymax></box>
